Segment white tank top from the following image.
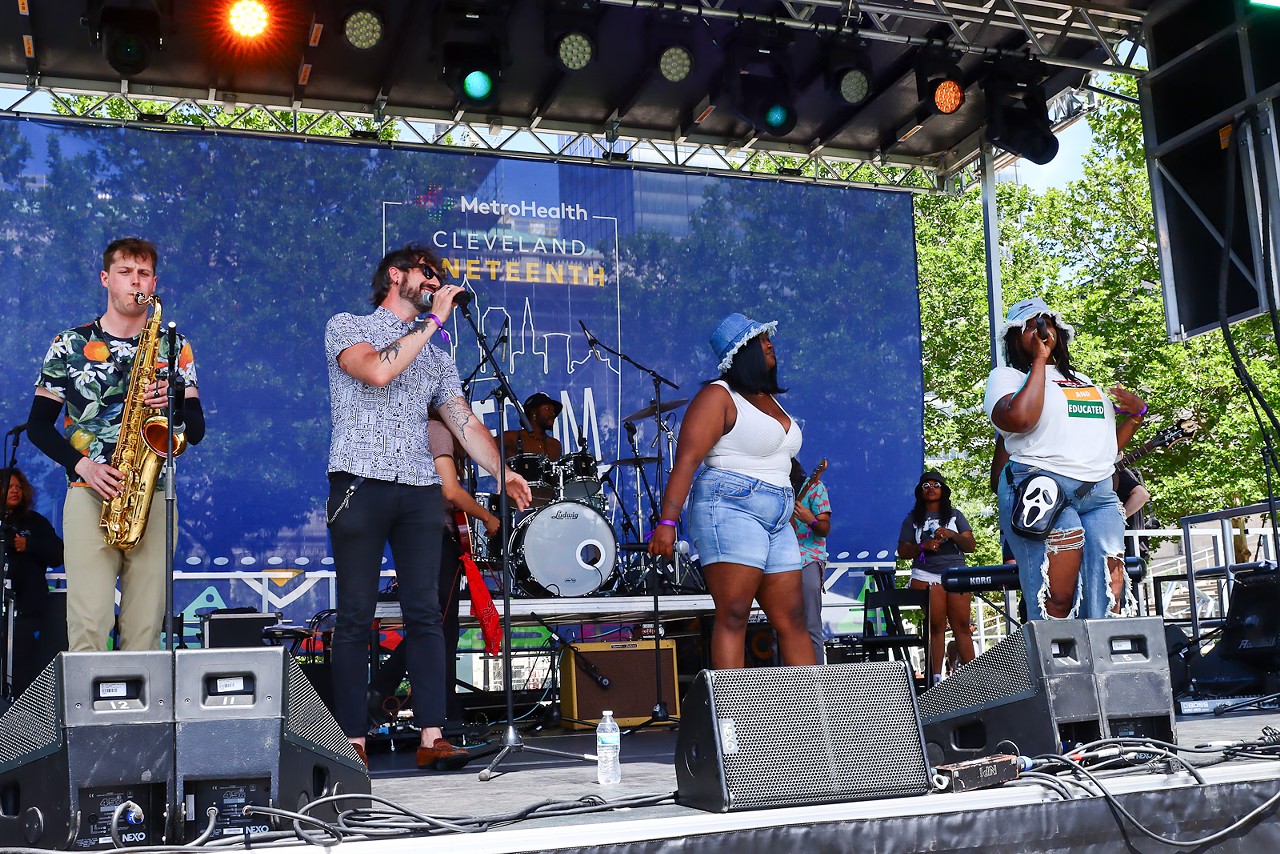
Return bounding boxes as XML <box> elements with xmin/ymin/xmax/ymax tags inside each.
<box><xmin>704</xmin><ymin>380</ymin><xmax>803</xmax><ymax>487</ymax></box>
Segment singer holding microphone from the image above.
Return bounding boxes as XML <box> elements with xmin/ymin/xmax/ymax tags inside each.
<box><xmin>650</xmin><ymin>313</ymin><xmax>815</xmax><ymax>668</ymax></box>
<box><xmin>985</xmin><ymin>297</ymin><xmax>1146</xmax><ymax>621</ymax></box>
<box><xmin>324</xmin><ymin>243</ymin><xmax>531</xmax><ymax>768</ymax></box>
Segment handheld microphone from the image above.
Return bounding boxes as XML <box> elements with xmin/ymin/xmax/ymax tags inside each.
<box><xmin>1035</xmin><ymin>316</ymin><xmax>1049</xmax><ymax>343</ymax></box>
<box><xmin>576</xmin><ymin>657</ymin><xmax>610</xmax><ymax>689</ymax></box>
<box><xmin>4</xmin><ymin>423</ymin><xmax>27</xmax><ymax>437</ymax></box>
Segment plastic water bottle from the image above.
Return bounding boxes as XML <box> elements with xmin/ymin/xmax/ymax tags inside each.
<box><xmin>596</xmin><ymin>711</ymin><xmax>621</xmax><ymax>785</ymax></box>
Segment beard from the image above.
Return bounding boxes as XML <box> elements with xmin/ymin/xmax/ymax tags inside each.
<box><xmin>399</xmin><ymin>279</ymin><xmax>432</xmax><ymax>314</ymax></box>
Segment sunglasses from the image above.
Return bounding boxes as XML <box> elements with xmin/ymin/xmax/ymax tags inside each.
<box><xmin>920</xmin><ymin>481</ymin><xmax>942</xmax><ymax>489</ymax></box>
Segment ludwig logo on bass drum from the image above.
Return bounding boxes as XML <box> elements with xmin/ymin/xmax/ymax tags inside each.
<box><xmin>552</xmin><ymin>509</ymin><xmax>579</xmax><ymax>519</ymax></box>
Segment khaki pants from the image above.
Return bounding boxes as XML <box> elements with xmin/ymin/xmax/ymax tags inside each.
<box><xmin>63</xmin><ymin>486</ymin><xmax>173</xmax><ymax>651</ymax></box>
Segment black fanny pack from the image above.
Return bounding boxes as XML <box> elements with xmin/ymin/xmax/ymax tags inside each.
<box><xmin>1006</xmin><ymin>466</ymin><xmax>1094</xmax><ymax>541</ymax></box>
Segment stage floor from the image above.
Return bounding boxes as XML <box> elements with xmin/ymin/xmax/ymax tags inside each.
<box><xmin>318</xmin><ymin>705</ymin><xmax>1280</xmax><ymax>853</ymax></box>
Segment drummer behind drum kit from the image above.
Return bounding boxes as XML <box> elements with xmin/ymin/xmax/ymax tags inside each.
<box><xmin>474</xmin><ymin>397</ymin><xmax>700</xmax><ymax>600</ymax></box>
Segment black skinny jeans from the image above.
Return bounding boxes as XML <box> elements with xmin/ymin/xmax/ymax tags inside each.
<box><xmin>328</xmin><ymin>472</ymin><xmax>445</xmax><ymax>737</ymax></box>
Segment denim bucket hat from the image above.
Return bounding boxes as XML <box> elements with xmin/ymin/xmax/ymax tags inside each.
<box><xmin>709</xmin><ymin>312</ymin><xmax>778</xmax><ymax>373</ymax></box>
<box><xmin>1000</xmin><ymin>297</ymin><xmax>1075</xmax><ymax>362</ymax></box>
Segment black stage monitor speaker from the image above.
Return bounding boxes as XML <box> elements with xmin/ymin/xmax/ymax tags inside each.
<box><xmin>676</xmin><ymin>662</ymin><xmax>931</xmax><ymax>812</ymax></box>
<box><xmin>173</xmin><ymin>648</ymin><xmax>368</xmax><ymax>841</ymax></box>
<box><xmin>919</xmin><ymin>620</ymin><xmax>1101</xmax><ymax>766</ymax></box>
<box><xmin>1085</xmin><ymin>618</ymin><xmax>1177</xmax><ymax>743</ymax></box>
<box><xmin>1219</xmin><ymin>567</ymin><xmax>1280</xmax><ymax>666</ymax></box>
<box><xmin>0</xmin><ymin>652</ymin><xmax>175</xmax><ymax>849</ymax></box>
<box><xmin>920</xmin><ymin>617</ymin><xmax>1175</xmax><ymax>767</ymax></box>
<box><xmin>0</xmin><ymin>649</ymin><xmax>368</xmax><ymax>849</ymax></box>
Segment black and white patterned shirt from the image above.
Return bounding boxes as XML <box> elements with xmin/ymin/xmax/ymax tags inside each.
<box><xmin>325</xmin><ymin>307</ymin><xmax>463</xmax><ymax>485</ymax></box>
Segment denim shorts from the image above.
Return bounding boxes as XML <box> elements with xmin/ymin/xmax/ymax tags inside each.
<box><xmin>998</xmin><ymin>461</ymin><xmax>1128</xmax><ymax>620</ymax></box>
<box><xmin>688</xmin><ymin>467</ymin><xmax>802</xmax><ymax>574</ymax></box>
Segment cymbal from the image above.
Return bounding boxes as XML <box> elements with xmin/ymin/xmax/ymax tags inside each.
<box><xmin>622</xmin><ymin>398</ymin><xmax>689</xmax><ymax>423</ymax></box>
<box><xmin>607</xmin><ymin>456</ymin><xmax>659</xmax><ymax>467</ymax></box>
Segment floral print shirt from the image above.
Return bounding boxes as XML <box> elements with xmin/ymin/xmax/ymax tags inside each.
<box><xmin>36</xmin><ymin>319</ymin><xmax>198</xmax><ymax>478</ymax></box>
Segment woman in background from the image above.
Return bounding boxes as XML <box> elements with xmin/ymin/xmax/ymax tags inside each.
<box><xmin>897</xmin><ymin>471</ymin><xmax>975</xmax><ymax>685</ymax></box>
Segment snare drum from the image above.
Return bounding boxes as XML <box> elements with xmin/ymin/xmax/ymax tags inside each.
<box><xmin>555</xmin><ymin>450</ymin><xmax>601</xmax><ymax>501</ymax></box>
<box><xmin>507</xmin><ymin>453</ymin><xmax>556</xmax><ymax>507</ymax></box>
<box><xmin>509</xmin><ymin>500</ymin><xmax>618</xmax><ymax>597</ymax></box>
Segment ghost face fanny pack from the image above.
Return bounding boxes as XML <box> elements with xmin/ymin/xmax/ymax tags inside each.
<box><xmin>1005</xmin><ymin>466</ymin><xmax>1094</xmax><ymax>541</ymax></box>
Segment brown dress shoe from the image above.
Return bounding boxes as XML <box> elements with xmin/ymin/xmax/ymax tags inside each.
<box><xmin>417</xmin><ymin>738</ymin><xmax>470</xmax><ymax>770</ymax></box>
<box><xmin>352</xmin><ymin>742</ymin><xmax>368</xmax><ymax>767</ymax></box>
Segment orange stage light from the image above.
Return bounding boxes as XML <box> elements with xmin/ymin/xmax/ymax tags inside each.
<box><xmin>229</xmin><ymin>0</ymin><xmax>270</xmax><ymax>39</ymax></box>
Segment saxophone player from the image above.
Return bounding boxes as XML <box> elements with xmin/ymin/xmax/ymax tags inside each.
<box><xmin>27</xmin><ymin>238</ymin><xmax>205</xmax><ymax>652</ymax></box>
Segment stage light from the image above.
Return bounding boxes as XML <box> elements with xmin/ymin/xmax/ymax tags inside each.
<box><xmin>343</xmin><ymin>8</ymin><xmax>384</xmax><ymax>50</ymax></box>
<box><xmin>916</xmin><ymin>51</ymin><xmax>966</xmax><ymax>115</ymax></box>
<box><xmin>555</xmin><ymin>31</ymin><xmax>594</xmax><ymax>71</ymax></box>
<box><xmin>983</xmin><ymin>61</ymin><xmax>1060</xmax><ymax>165</ymax></box>
<box><xmin>86</xmin><ymin>2</ymin><xmax>170</xmax><ymax>78</ymax></box>
<box><xmin>1249</xmin><ymin>0</ymin><xmax>1280</xmax><ymax>8</ymax></box>
<box><xmin>228</xmin><ymin>0</ymin><xmax>269</xmax><ymax>39</ymax></box>
<box><xmin>547</xmin><ymin>0</ymin><xmax>599</xmax><ymax>73</ymax></box>
<box><xmin>437</xmin><ymin>2</ymin><xmax>507</xmax><ymax>107</ymax></box>
<box><xmin>659</xmin><ymin>44</ymin><xmax>693</xmax><ymax>83</ymax></box>
<box><xmin>735</xmin><ymin>72</ymin><xmax>797</xmax><ymax>136</ymax></box>
<box><xmin>443</xmin><ymin>42</ymin><xmax>501</xmax><ymax>105</ymax></box>
<box><xmin>826</xmin><ymin>34</ymin><xmax>872</xmax><ymax>106</ymax></box>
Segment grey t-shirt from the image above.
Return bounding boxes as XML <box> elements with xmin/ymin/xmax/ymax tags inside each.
<box><xmin>898</xmin><ymin>509</ymin><xmax>972</xmax><ymax>573</ymax></box>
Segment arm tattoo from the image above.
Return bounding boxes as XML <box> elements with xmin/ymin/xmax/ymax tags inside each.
<box><xmin>378</xmin><ymin>340</ymin><xmax>402</xmax><ymax>363</ymax></box>
<box><xmin>442</xmin><ymin>397</ymin><xmax>472</xmax><ymax>441</ymax></box>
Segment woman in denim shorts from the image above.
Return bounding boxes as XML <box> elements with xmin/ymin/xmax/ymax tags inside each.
<box><xmin>650</xmin><ymin>313</ymin><xmax>815</xmax><ymax>668</ymax></box>
<box><xmin>984</xmin><ymin>298</ymin><xmax>1147</xmax><ymax>621</ymax></box>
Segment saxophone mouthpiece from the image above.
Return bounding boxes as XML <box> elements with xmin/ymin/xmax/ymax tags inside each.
<box><xmin>133</xmin><ymin>292</ymin><xmax>149</xmax><ymax>305</ymax></box>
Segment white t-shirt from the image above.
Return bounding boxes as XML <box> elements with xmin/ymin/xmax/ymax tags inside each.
<box><xmin>984</xmin><ymin>365</ymin><xmax>1117</xmax><ymax>482</ymax></box>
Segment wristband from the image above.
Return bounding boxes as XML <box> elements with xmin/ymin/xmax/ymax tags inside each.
<box><xmin>1117</xmin><ymin>403</ymin><xmax>1148</xmax><ymax>418</ymax></box>
<box><xmin>658</xmin><ymin>519</ymin><xmax>678</xmax><ymax>528</ymax></box>
<box><xmin>426</xmin><ymin>313</ymin><xmax>450</xmax><ymax>345</ymax></box>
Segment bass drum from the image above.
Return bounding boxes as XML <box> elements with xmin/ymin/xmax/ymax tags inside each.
<box><xmin>510</xmin><ymin>500</ymin><xmax>618</xmax><ymax>597</ymax></box>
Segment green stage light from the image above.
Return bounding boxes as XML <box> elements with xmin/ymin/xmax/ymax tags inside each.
<box><xmin>764</xmin><ymin>103</ymin><xmax>792</xmax><ymax>130</ymax></box>
<box><xmin>462</xmin><ymin>69</ymin><xmax>494</xmax><ymax>101</ymax></box>
<box><xmin>1249</xmin><ymin>1</ymin><xmax>1280</xmax><ymax>8</ymax></box>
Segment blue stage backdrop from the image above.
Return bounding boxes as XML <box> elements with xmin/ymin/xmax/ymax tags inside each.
<box><xmin>0</xmin><ymin>115</ymin><xmax>922</xmax><ymax>619</ymax></box>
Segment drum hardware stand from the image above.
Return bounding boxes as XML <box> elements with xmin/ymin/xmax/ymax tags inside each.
<box><xmin>616</xmin><ymin>543</ymin><xmax>688</xmax><ymax>735</ymax></box>
<box><xmin>0</xmin><ymin>425</ymin><xmax>26</xmax><ymax>707</ymax></box>
<box><xmin>455</xmin><ymin>292</ymin><xmax>598</xmax><ymax>780</ymax></box>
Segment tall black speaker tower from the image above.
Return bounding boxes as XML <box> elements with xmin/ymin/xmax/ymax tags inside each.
<box><xmin>1142</xmin><ymin>0</ymin><xmax>1280</xmax><ymax>340</ymax></box>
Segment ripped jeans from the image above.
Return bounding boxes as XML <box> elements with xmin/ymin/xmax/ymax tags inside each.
<box><xmin>999</xmin><ymin>462</ymin><xmax>1130</xmax><ymax>621</ymax></box>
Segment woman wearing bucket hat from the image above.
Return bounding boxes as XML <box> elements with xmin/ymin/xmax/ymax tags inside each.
<box><xmin>897</xmin><ymin>471</ymin><xmax>976</xmax><ymax>685</ymax></box>
<box><xmin>650</xmin><ymin>312</ymin><xmax>816</xmax><ymax>667</ymax></box>
<box><xmin>984</xmin><ymin>297</ymin><xmax>1147</xmax><ymax>621</ymax></box>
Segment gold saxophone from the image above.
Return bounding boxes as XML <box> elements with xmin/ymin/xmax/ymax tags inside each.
<box><xmin>100</xmin><ymin>293</ymin><xmax>188</xmax><ymax>550</ymax></box>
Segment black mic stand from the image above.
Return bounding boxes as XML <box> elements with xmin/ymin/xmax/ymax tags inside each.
<box><xmin>456</xmin><ymin>297</ymin><xmax>597</xmax><ymax>780</ymax></box>
<box><xmin>579</xmin><ymin>324</ymin><xmax>681</xmax><ymax>734</ymax></box>
<box><xmin>0</xmin><ymin>428</ymin><xmax>24</xmax><ymax>707</ymax></box>
<box><xmin>532</xmin><ymin>615</ymin><xmax>604</xmax><ymax>730</ymax></box>
<box><xmin>163</xmin><ymin>321</ymin><xmax>183</xmax><ymax>845</ymax></box>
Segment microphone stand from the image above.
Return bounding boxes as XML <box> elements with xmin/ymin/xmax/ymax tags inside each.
<box><xmin>455</xmin><ymin>297</ymin><xmax>597</xmax><ymax>780</ymax></box>
<box><xmin>579</xmin><ymin>324</ymin><xmax>681</xmax><ymax>734</ymax></box>
<box><xmin>163</xmin><ymin>322</ymin><xmax>181</xmax><ymax>845</ymax></box>
<box><xmin>0</xmin><ymin>429</ymin><xmax>23</xmax><ymax>706</ymax></box>
<box><xmin>533</xmin><ymin>615</ymin><xmax>603</xmax><ymax>730</ymax></box>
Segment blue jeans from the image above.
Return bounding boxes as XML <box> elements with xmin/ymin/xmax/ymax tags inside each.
<box><xmin>998</xmin><ymin>462</ymin><xmax>1128</xmax><ymax>621</ymax></box>
<box><xmin>688</xmin><ymin>467</ymin><xmax>801</xmax><ymax>573</ymax></box>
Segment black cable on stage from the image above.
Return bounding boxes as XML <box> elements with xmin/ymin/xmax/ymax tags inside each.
<box><xmin>1029</xmin><ymin>751</ymin><xmax>1280</xmax><ymax>848</ymax></box>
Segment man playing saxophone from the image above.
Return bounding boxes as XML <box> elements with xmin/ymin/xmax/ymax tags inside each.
<box><xmin>27</xmin><ymin>238</ymin><xmax>205</xmax><ymax>652</ymax></box>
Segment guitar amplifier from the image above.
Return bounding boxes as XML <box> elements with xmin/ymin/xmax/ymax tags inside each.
<box><xmin>560</xmin><ymin>640</ymin><xmax>679</xmax><ymax>729</ymax></box>
<box><xmin>200</xmin><ymin>611</ymin><xmax>282</xmax><ymax>649</ymax></box>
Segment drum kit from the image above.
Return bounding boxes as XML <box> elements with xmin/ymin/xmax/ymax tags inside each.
<box><xmin>473</xmin><ymin>396</ymin><xmax>703</xmax><ymax>600</ymax></box>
